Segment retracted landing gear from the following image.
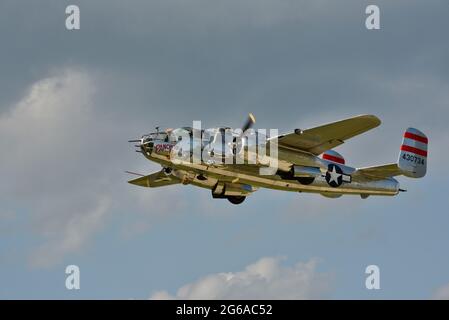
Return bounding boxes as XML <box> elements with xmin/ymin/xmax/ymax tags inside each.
<box><xmin>226</xmin><ymin>196</ymin><xmax>246</xmax><ymax>205</ymax></box>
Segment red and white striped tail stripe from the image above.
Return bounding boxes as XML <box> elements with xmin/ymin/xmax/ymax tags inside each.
<box><xmin>403</xmin><ymin>132</ymin><xmax>428</xmax><ymax>144</ymax></box>
<box><xmin>321</xmin><ymin>150</ymin><xmax>345</xmax><ymax>164</ymax></box>
<box><xmin>401</xmin><ymin>128</ymin><xmax>428</xmax><ymax>158</ymax></box>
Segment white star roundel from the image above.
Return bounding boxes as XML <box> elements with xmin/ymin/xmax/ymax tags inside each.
<box><xmin>325</xmin><ymin>164</ymin><xmax>343</xmax><ymax>187</ymax></box>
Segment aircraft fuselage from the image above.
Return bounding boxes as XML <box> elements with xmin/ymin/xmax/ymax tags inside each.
<box><xmin>139</xmin><ymin>137</ymin><xmax>399</xmax><ymax>199</ymax></box>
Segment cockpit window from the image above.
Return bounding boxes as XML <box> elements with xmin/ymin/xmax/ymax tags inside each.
<box><xmin>169</xmin><ymin>128</ymin><xmax>190</xmax><ymax>142</ymax></box>
<box><xmin>142</xmin><ymin>131</ymin><xmax>168</xmax><ymax>142</ymax></box>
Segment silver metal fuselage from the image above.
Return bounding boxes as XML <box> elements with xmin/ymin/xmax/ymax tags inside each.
<box><xmin>138</xmin><ymin>134</ymin><xmax>399</xmax><ymax>198</ymax></box>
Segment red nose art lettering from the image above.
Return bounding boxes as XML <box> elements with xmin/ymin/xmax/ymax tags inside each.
<box><xmin>155</xmin><ymin>144</ymin><xmax>173</xmax><ymax>153</ymax></box>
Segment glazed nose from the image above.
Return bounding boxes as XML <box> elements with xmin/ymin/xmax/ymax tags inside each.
<box><xmin>140</xmin><ymin>138</ymin><xmax>153</xmax><ymax>153</ymax></box>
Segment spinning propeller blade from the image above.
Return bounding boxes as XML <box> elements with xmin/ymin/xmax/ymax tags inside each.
<box><xmin>241</xmin><ymin>113</ymin><xmax>256</xmax><ymax>133</ymax></box>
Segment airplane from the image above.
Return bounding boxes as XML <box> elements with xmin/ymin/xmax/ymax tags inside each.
<box><xmin>127</xmin><ymin>114</ymin><xmax>427</xmax><ymax>205</ymax></box>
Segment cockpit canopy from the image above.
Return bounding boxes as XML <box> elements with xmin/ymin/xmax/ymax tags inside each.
<box><xmin>141</xmin><ymin>127</ymin><xmax>268</xmax><ymax>153</ymax></box>
<box><xmin>141</xmin><ymin>131</ymin><xmax>169</xmax><ymax>142</ymax></box>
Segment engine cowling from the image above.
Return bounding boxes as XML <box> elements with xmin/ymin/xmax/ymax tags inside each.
<box><xmin>212</xmin><ymin>182</ymin><xmax>253</xmax><ymax>198</ymax></box>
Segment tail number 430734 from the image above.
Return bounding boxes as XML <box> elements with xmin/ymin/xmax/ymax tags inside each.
<box><xmin>402</xmin><ymin>153</ymin><xmax>425</xmax><ymax>165</ymax></box>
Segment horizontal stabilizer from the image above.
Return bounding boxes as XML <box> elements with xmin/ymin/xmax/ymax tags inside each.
<box><xmin>355</xmin><ymin>128</ymin><xmax>428</xmax><ymax>180</ymax></box>
<box><xmin>356</xmin><ymin>163</ymin><xmax>402</xmax><ymax>180</ymax></box>
<box><xmin>128</xmin><ymin>170</ymin><xmax>180</xmax><ymax>188</ymax></box>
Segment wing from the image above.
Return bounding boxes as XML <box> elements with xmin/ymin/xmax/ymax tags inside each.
<box><xmin>354</xmin><ymin>163</ymin><xmax>402</xmax><ymax>180</ymax></box>
<box><xmin>272</xmin><ymin>115</ymin><xmax>381</xmax><ymax>155</ymax></box>
<box><xmin>128</xmin><ymin>170</ymin><xmax>180</xmax><ymax>188</ymax></box>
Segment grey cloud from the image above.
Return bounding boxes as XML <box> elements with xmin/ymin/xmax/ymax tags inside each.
<box><xmin>0</xmin><ymin>68</ymin><xmax>182</xmax><ymax>267</ymax></box>
<box><xmin>0</xmin><ymin>69</ymin><xmax>115</xmax><ymax>266</ymax></box>
<box><xmin>2</xmin><ymin>0</ymin><xmax>447</xmax><ymax>128</ymax></box>
<box><xmin>1</xmin><ymin>0</ymin><xmax>448</xmax><ymax>268</ymax></box>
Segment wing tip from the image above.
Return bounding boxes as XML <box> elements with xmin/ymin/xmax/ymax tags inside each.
<box><xmin>358</xmin><ymin>114</ymin><xmax>382</xmax><ymax>127</ymax></box>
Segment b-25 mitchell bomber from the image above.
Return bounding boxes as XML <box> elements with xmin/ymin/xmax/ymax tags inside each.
<box><xmin>127</xmin><ymin>114</ymin><xmax>427</xmax><ymax>204</ymax></box>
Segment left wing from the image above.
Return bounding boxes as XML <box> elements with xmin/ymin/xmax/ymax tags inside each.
<box><xmin>271</xmin><ymin>114</ymin><xmax>381</xmax><ymax>155</ymax></box>
<box><xmin>128</xmin><ymin>170</ymin><xmax>180</xmax><ymax>188</ymax></box>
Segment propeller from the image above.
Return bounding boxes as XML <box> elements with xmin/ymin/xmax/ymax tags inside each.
<box><xmin>241</xmin><ymin>113</ymin><xmax>256</xmax><ymax>133</ymax></box>
<box><xmin>233</xmin><ymin>113</ymin><xmax>256</xmax><ymax>142</ymax></box>
<box><xmin>232</xmin><ymin>113</ymin><xmax>256</xmax><ymax>153</ymax></box>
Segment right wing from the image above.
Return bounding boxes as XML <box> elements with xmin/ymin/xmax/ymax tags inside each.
<box><xmin>271</xmin><ymin>114</ymin><xmax>381</xmax><ymax>155</ymax></box>
<box><xmin>128</xmin><ymin>170</ymin><xmax>180</xmax><ymax>188</ymax></box>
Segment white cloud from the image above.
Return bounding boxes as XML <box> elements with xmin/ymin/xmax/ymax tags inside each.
<box><xmin>150</xmin><ymin>256</ymin><xmax>332</xmax><ymax>299</ymax></box>
<box><xmin>0</xmin><ymin>69</ymin><xmax>180</xmax><ymax>267</ymax></box>
<box><xmin>0</xmin><ymin>69</ymin><xmax>114</xmax><ymax>267</ymax></box>
<box><xmin>432</xmin><ymin>283</ymin><xmax>449</xmax><ymax>300</ymax></box>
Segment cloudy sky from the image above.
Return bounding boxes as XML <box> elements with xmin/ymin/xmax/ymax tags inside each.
<box><xmin>1</xmin><ymin>0</ymin><xmax>448</xmax><ymax>299</ymax></box>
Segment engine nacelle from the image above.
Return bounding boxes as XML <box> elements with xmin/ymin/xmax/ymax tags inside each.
<box><xmin>320</xmin><ymin>192</ymin><xmax>342</xmax><ymax>198</ymax></box>
<box><xmin>291</xmin><ymin>165</ymin><xmax>322</xmax><ymax>178</ymax></box>
<box><xmin>212</xmin><ymin>182</ymin><xmax>253</xmax><ymax>198</ymax></box>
